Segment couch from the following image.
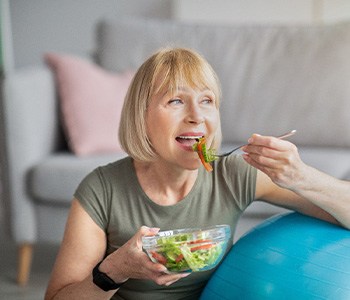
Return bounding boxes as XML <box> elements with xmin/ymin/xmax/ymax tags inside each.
<box><xmin>2</xmin><ymin>17</ymin><xmax>350</xmax><ymax>285</ymax></box>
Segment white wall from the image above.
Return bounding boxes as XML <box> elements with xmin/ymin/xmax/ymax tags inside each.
<box><xmin>323</xmin><ymin>0</ymin><xmax>350</xmax><ymax>22</ymax></box>
<box><xmin>173</xmin><ymin>0</ymin><xmax>350</xmax><ymax>24</ymax></box>
<box><xmin>9</xmin><ymin>0</ymin><xmax>350</xmax><ymax>68</ymax></box>
<box><xmin>9</xmin><ymin>0</ymin><xmax>172</xmax><ymax>68</ymax></box>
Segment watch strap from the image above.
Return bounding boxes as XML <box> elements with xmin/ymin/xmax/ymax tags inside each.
<box><xmin>92</xmin><ymin>260</ymin><xmax>123</xmax><ymax>291</ymax></box>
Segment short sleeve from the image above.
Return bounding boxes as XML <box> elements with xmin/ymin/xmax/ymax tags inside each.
<box><xmin>74</xmin><ymin>168</ymin><xmax>109</xmax><ymax>230</ymax></box>
<box><xmin>215</xmin><ymin>155</ymin><xmax>257</xmax><ymax>211</ymax></box>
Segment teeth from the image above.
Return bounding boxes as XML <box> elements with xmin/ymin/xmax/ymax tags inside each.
<box><xmin>177</xmin><ymin>135</ymin><xmax>203</xmax><ymax>139</ymax></box>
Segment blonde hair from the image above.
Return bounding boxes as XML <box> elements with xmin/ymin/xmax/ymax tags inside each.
<box><xmin>118</xmin><ymin>47</ymin><xmax>222</xmax><ymax>162</ymax></box>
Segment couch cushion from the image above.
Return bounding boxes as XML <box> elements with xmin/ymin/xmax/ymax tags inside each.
<box><xmin>221</xmin><ymin>142</ymin><xmax>350</xmax><ymax>180</ymax></box>
<box><xmin>297</xmin><ymin>146</ymin><xmax>350</xmax><ymax>180</ymax></box>
<box><xmin>45</xmin><ymin>53</ymin><xmax>134</xmax><ymax>156</ymax></box>
<box><xmin>96</xmin><ymin>18</ymin><xmax>350</xmax><ymax>148</ymax></box>
<box><xmin>29</xmin><ymin>145</ymin><xmax>349</xmax><ymax>206</ymax></box>
<box><xmin>28</xmin><ymin>152</ymin><xmax>127</xmax><ymax>204</ymax></box>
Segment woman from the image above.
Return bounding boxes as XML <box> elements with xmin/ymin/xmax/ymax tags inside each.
<box><xmin>45</xmin><ymin>48</ymin><xmax>350</xmax><ymax>300</ymax></box>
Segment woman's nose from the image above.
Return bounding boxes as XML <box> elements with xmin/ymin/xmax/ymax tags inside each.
<box><xmin>186</xmin><ymin>104</ymin><xmax>205</xmax><ymax>124</ymax></box>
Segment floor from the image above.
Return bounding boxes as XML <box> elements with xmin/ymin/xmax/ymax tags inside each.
<box><xmin>0</xmin><ymin>215</ymin><xmax>59</xmax><ymax>300</ymax></box>
<box><xmin>0</xmin><ymin>206</ymin><xmax>271</xmax><ymax>300</ymax></box>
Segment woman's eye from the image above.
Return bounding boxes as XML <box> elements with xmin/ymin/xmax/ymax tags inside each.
<box><xmin>168</xmin><ymin>98</ymin><xmax>183</xmax><ymax>105</ymax></box>
<box><xmin>202</xmin><ymin>98</ymin><xmax>213</xmax><ymax>104</ymax></box>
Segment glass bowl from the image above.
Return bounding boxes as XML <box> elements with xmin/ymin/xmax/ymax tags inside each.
<box><xmin>142</xmin><ymin>224</ymin><xmax>231</xmax><ymax>273</ymax></box>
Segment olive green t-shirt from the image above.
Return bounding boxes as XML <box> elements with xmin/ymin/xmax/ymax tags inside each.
<box><xmin>75</xmin><ymin>155</ymin><xmax>257</xmax><ymax>300</ymax></box>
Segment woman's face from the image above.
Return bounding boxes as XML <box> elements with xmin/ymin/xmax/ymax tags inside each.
<box><xmin>146</xmin><ymin>82</ymin><xmax>220</xmax><ymax>170</ymax></box>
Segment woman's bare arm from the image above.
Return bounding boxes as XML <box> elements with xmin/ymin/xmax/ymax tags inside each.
<box><xmin>45</xmin><ymin>199</ymin><xmax>116</xmax><ymax>300</ymax></box>
<box><xmin>244</xmin><ymin>134</ymin><xmax>350</xmax><ymax>229</ymax></box>
<box><xmin>45</xmin><ymin>199</ymin><xmax>190</xmax><ymax>300</ymax></box>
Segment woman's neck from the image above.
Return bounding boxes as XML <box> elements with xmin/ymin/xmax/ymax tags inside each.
<box><xmin>133</xmin><ymin>160</ymin><xmax>199</xmax><ymax>206</ymax></box>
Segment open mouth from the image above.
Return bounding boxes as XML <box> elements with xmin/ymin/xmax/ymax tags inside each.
<box><xmin>176</xmin><ymin>135</ymin><xmax>204</xmax><ymax>146</ymax></box>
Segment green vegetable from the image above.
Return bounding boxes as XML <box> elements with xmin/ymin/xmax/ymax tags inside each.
<box><xmin>202</xmin><ymin>144</ymin><xmax>217</xmax><ymax>163</ymax></box>
<box><xmin>192</xmin><ymin>138</ymin><xmax>217</xmax><ymax>163</ymax></box>
<box><xmin>153</xmin><ymin>233</ymin><xmax>224</xmax><ymax>272</ymax></box>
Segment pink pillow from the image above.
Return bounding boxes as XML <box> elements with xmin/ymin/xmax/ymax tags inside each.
<box><xmin>45</xmin><ymin>53</ymin><xmax>134</xmax><ymax>156</ymax></box>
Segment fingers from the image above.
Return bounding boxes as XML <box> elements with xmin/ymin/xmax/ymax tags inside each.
<box><xmin>243</xmin><ymin>145</ymin><xmax>292</xmax><ymax>169</ymax></box>
<box><xmin>133</xmin><ymin>251</ymin><xmax>190</xmax><ymax>286</ymax></box>
<box><xmin>128</xmin><ymin>226</ymin><xmax>191</xmax><ymax>285</ymax></box>
<box><xmin>144</xmin><ymin>256</ymin><xmax>168</xmax><ymax>273</ymax></box>
<box><xmin>152</xmin><ymin>272</ymin><xmax>191</xmax><ymax>286</ymax></box>
<box><xmin>242</xmin><ymin>136</ymin><xmax>285</xmax><ymax>170</ymax></box>
<box><xmin>242</xmin><ymin>133</ymin><xmax>302</xmax><ymax>188</ymax></box>
<box><xmin>105</xmin><ymin>226</ymin><xmax>192</xmax><ymax>287</ymax></box>
<box><xmin>136</xmin><ymin>226</ymin><xmax>191</xmax><ymax>286</ymax></box>
<box><xmin>134</xmin><ymin>226</ymin><xmax>160</xmax><ymax>249</ymax></box>
<box><xmin>246</xmin><ymin>134</ymin><xmax>292</xmax><ymax>152</ymax></box>
<box><xmin>243</xmin><ymin>133</ymin><xmax>298</xmax><ymax>160</ymax></box>
<box><xmin>139</xmin><ymin>226</ymin><xmax>160</xmax><ymax>237</ymax></box>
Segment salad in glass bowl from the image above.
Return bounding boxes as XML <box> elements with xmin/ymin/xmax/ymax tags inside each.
<box><xmin>142</xmin><ymin>225</ymin><xmax>231</xmax><ymax>273</ymax></box>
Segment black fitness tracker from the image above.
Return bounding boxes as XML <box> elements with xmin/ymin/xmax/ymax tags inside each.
<box><xmin>92</xmin><ymin>260</ymin><xmax>124</xmax><ymax>291</ymax></box>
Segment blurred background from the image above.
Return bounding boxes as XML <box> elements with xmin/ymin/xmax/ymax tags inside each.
<box><xmin>5</xmin><ymin>0</ymin><xmax>350</xmax><ymax>70</ymax></box>
<box><xmin>1</xmin><ymin>1</ymin><xmax>350</xmax><ymax>299</ymax></box>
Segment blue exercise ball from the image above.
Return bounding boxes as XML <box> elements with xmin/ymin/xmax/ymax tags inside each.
<box><xmin>200</xmin><ymin>212</ymin><xmax>350</xmax><ymax>300</ymax></box>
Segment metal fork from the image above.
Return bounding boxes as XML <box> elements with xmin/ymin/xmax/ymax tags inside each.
<box><xmin>215</xmin><ymin>129</ymin><xmax>297</xmax><ymax>157</ymax></box>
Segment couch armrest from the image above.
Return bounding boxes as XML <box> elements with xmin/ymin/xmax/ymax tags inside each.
<box><xmin>2</xmin><ymin>65</ymin><xmax>62</xmax><ymax>243</ymax></box>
